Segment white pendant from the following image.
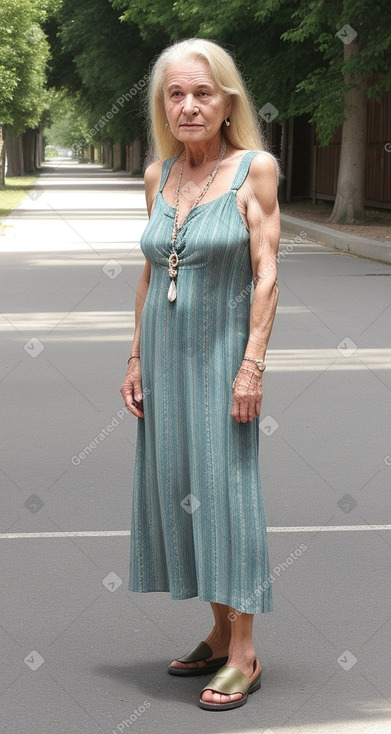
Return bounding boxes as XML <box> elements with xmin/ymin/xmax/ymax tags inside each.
<box><xmin>168</xmin><ymin>279</ymin><xmax>177</xmax><ymax>302</ymax></box>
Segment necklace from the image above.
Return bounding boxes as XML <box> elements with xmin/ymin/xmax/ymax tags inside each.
<box><xmin>167</xmin><ymin>137</ymin><xmax>227</xmax><ymax>302</ymax></box>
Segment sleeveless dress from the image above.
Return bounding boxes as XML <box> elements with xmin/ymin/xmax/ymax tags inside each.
<box><xmin>128</xmin><ymin>151</ymin><xmax>273</xmax><ymax>614</ymax></box>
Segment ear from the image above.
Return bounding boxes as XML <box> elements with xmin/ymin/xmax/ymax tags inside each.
<box><xmin>226</xmin><ymin>96</ymin><xmax>232</xmax><ymax>116</ymax></box>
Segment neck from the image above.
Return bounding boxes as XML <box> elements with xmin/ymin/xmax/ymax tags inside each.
<box><xmin>183</xmin><ymin>134</ymin><xmax>225</xmax><ymax>167</ymax></box>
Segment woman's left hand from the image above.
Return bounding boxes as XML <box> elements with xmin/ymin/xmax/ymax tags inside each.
<box><xmin>231</xmin><ymin>365</ymin><xmax>263</xmax><ymax>423</ymax></box>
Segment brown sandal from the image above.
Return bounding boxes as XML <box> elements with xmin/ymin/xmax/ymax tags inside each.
<box><xmin>168</xmin><ymin>641</ymin><xmax>228</xmax><ymax>677</ymax></box>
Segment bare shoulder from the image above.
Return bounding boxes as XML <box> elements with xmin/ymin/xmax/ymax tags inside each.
<box><xmin>247</xmin><ymin>151</ymin><xmax>279</xmax><ymax>214</ymax></box>
<box><xmin>144</xmin><ymin>160</ymin><xmax>163</xmax><ymax>188</ymax></box>
<box><xmin>144</xmin><ymin>160</ymin><xmax>163</xmax><ymax>215</ymax></box>
<box><xmin>248</xmin><ymin>151</ymin><xmax>279</xmax><ymax>180</ymax></box>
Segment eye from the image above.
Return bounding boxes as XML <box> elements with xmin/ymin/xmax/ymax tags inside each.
<box><xmin>199</xmin><ymin>91</ymin><xmax>208</xmax><ymax>97</ymax></box>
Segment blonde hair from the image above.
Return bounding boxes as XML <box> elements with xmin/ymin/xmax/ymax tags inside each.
<box><xmin>147</xmin><ymin>38</ymin><xmax>266</xmax><ymax>161</ymax></box>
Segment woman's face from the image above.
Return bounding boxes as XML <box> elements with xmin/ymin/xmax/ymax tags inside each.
<box><xmin>163</xmin><ymin>59</ymin><xmax>231</xmax><ymax>145</ymax></box>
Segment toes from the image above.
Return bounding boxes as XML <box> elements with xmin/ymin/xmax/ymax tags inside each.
<box><xmin>170</xmin><ymin>659</ymin><xmax>205</xmax><ymax>669</ymax></box>
<box><xmin>201</xmin><ymin>690</ymin><xmax>243</xmax><ymax>704</ymax></box>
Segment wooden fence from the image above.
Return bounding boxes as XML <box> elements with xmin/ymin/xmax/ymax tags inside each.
<box><xmin>311</xmin><ymin>90</ymin><xmax>391</xmax><ymax>209</ymax></box>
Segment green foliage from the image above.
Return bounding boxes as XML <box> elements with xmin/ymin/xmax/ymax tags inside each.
<box><xmin>275</xmin><ymin>0</ymin><xmax>391</xmax><ymax>140</ymax></box>
<box><xmin>0</xmin><ymin>0</ymin><xmax>56</xmax><ymax>131</ymax></box>
<box><xmin>48</xmin><ymin>0</ymin><xmax>158</xmax><ymax>145</ymax></box>
<box><xmin>115</xmin><ymin>0</ymin><xmax>391</xmax><ymax>146</ymax></box>
<box><xmin>43</xmin><ymin>90</ymin><xmax>90</xmax><ymax>149</ymax></box>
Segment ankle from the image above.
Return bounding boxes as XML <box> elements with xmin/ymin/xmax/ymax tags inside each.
<box><xmin>204</xmin><ymin>626</ymin><xmax>230</xmax><ymax>649</ymax></box>
<box><xmin>228</xmin><ymin>643</ymin><xmax>256</xmax><ymax>662</ymax></box>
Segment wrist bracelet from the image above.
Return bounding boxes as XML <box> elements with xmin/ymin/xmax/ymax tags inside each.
<box><xmin>242</xmin><ymin>357</ymin><xmax>266</xmax><ymax>372</ymax></box>
<box><xmin>127</xmin><ymin>356</ymin><xmax>140</xmax><ymax>365</ymax></box>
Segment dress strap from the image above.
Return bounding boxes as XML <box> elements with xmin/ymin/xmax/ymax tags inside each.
<box><xmin>159</xmin><ymin>156</ymin><xmax>177</xmax><ymax>192</ymax></box>
<box><xmin>230</xmin><ymin>151</ymin><xmax>260</xmax><ymax>191</ymax></box>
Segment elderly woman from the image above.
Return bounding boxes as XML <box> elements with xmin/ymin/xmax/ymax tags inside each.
<box><xmin>120</xmin><ymin>38</ymin><xmax>280</xmax><ymax>711</ymax></box>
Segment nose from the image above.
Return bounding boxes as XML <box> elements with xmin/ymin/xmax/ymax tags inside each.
<box><xmin>182</xmin><ymin>94</ymin><xmax>198</xmax><ymax>116</ymax></box>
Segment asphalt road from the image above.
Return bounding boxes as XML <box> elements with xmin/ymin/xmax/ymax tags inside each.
<box><xmin>1</xmin><ymin>160</ymin><xmax>391</xmax><ymax>734</ymax></box>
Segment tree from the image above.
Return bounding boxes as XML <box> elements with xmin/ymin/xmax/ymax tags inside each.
<box><xmin>273</xmin><ymin>0</ymin><xmax>391</xmax><ymax>222</ymax></box>
<box><xmin>47</xmin><ymin>0</ymin><xmax>158</xmax><ymax>155</ymax></box>
<box><xmin>0</xmin><ymin>0</ymin><xmax>57</xmax><ymax>179</ymax></box>
<box><xmin>43</xmin><ymin>90</ymin><xmax>90</xmax><ymax>151</ymax></box>
<box><xmin>116</xmin><ymin>0</ymin><xmax>391</xmax><ymax>222</ymax></box>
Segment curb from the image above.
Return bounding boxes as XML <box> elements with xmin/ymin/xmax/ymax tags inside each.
<box><xmin>280</xmin><ymin>213</ymin><xmax>391</xmax><ymax>266</ymax></box>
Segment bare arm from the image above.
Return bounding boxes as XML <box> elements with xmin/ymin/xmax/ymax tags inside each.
<box><xmin>231</xmin><ymin>153</ymin><xmax>280</xmax><ymax>423</ymax></box>
<box><xmin>120</xmin><ymin>161</ymin><xmax>162</xmax><ymax>418</ymax></box>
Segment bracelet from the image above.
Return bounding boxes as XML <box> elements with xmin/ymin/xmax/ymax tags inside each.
<box><xmin>127</xmin><ymin>356</ymin><xmax>140</xmax><ymax>365</ymax></box>
<box><xmin>242</xmin><ymin>357</ymin><xmax>266</xmax><ymax>372</ymax></box>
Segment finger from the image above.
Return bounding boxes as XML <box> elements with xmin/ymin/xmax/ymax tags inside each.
<box><xmin>255</xmin><ymin>399</ymin><xmax>262</xmax><ymax>416</ymax></box>
<box><xmin>129</xmin><ymin>403</ymin><xmax>144</xmax><ymax>418</ymax></box>
<box><xmin>121</xmin><ymin>383</ymin><xmax>144</xmax><ymax>418</ymax></box>
<box><xmin>238</xmin><ymin>399</ymin><xmax>250</xmax><ymax>423</ymax></box>
<box><xmin>127</xmin><ymin>391</ymin><xmax>144</xmax><ymax>418</ymax></box>
<box><xmin>120</xmin><ymin>385</ymin><xmax>135</xmax><ymax>412</ymax></box>
<box><xmin>247</xmin><ymin>398</ymin><xmax>259</xmax><ymax>421</ymax></box>
<box><xmin>133</xmin><ymin>382</ymin><xmax>143</xmax><ymax>404</ymax></box>
<box><xmin>230</xmin><ymin>398</ymin><xmax>241</xmax><ymax>423</ymax></box>
<box><xmin>133</xmin><ymin>382</ymin><xmax>144</xmax><ymax>416</ymax></box>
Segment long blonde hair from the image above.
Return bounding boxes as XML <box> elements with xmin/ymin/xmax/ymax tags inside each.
<box><xmin>147</xmin><ymin>38</ymin><xmax>266</xmax><ymax>161</ymax></box>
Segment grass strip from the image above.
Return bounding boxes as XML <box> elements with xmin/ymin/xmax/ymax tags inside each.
<box><xmin>0</xmin><ymin>176</ymin><xmax>37</xmax><ymax>228</ymax></box>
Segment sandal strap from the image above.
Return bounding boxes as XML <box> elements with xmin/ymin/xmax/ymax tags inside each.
<box><xmin>175</xmin><ymin>641</ymin><xmax>213</xmax><ymax>664</ymax></box>
<box><xmin>201</xmin><ymin>664</ymin><xmax>252</xmax><ymax>696</ymax></box>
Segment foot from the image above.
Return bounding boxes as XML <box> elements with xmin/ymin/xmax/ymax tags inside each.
<box><xmin>169</xmin><ymin>629</ymin><xmax>230</xmax><ymax>672</ymax></box>
<box><xmin>200</xmin><ymin>653</ymin><xmax>260</xmax><ymax>705</ymax></box>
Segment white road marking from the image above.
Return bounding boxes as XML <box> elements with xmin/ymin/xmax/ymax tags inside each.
<box><xmin>1</xmin><ymin>525</ymin><xmax>391</xmax><ymax>539</ymax></box>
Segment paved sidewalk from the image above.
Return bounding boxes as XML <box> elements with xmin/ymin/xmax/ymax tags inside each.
<box><xmin>1</xmin><ymin>161</ymin><xmax>391</xmax><ymax>734</ymax></box>
<box><xmin>281</xmin><ymin>213</ymin><xmax>391</xmax><ymax>265</ymax></box>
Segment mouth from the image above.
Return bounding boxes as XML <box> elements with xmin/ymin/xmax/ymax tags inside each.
<box><xmin>180</xmin><ymin>124</ymin><xmax>203</xmax><ymax>128</ymax></box>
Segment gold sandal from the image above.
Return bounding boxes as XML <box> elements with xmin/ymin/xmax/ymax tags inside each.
<box><xmin>198</xmin><ymin>658</ymin><xmax>261</xmax><ymax>710</ymax></box>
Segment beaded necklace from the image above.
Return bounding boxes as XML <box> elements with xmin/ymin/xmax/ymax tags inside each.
<box><xmin>167</xmin><ymin>137</ymin><xmax>227</xmax><ymax>302</ymax></box>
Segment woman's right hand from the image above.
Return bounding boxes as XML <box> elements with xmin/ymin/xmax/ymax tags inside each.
<box><xmin>120</xmin><ymin>358</ymin><xmax>144</xmax><ymax>418</ymax></box>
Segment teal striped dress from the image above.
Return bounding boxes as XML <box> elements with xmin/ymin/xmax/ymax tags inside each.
<box><xmin>128</xmin><ymin>151</ymin><xmax>273</xmax><ymax>614</ymax></box>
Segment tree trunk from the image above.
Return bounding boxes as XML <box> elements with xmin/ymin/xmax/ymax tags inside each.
<box><xmin>0</xmin><ymin>127</ymin><xmax>5</xmax><ymax>188</ymax></box>
<box><xmin>328</xmin><ymin>41</ymin><xmax>368</xmax><ymax>223</ymax></box>
<box><xmin>102</xmin><ymin>143</ymin><xmax>113</xmax><ymax>167</ymax></box>
<box><xmin>35</xmin><ymin>128</ymin><xmax>44</xmax><ymax>169</ymax></box>
<box><xmin>4</xmin><ymin>127</ymin><xmax>24</xmax><ymax>176</ymax></box>
<box><xmin>22</xmin><ymin>129</ymin><xmax>36</xmax><ymax>174</ymax></box>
